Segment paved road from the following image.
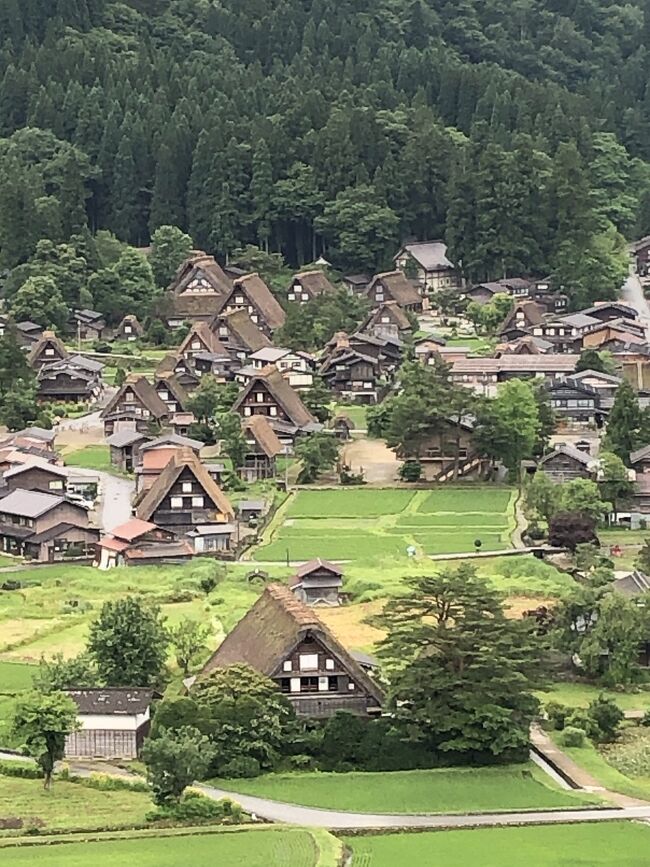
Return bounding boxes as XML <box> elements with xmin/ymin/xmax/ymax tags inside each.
<box><xmin>67</xmin><ymin>467</ymin><xmax>134</xmax><ymax>533</ymax></box>
<box><xmin>198</xmin><ymin>784</ymin><xmax>650</xmax><ymax>830</ymax></box>
<box><xmin>620</xmin><ymin>268</ymin><xmax>650</xmax><ymax>339</ymax></box>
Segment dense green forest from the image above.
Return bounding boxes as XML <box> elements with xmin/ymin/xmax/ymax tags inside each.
<box><xmin>0</xmin><ymin>0</ymin><xmax>649</xmax><ymax>304</ymax></box>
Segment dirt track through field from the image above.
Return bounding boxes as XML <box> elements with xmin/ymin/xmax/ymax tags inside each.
<box><xmin>342</xmin><ymin>437</ymin><xmax>399</xmax><ymax>483</ymax></box>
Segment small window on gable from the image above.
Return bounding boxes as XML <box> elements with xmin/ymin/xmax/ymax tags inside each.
<box><xmin>283</xmin><ymin>660</ymin><xmax>292</xmax><ymax>672</ymax></box>
<box><xmin>348</xmin><ymin>682</ymin><xmax>355</xmax><ymax>691</ymax></box>
<box><xmin>171</xmin><ymin>496</ymin><xmax>183</xmax><ymax>509</ymax></box>
<box><xmin>299</xmin><ymin>653</ymin><xmax>318</xmax><ymax>671</ymax></box>
<box><xmin>191</xmin><ymin>496</ymin><xmax>204</xmax><ymax>508</ymax></box>
<box><xmin>182</xmin><ymin>482</ymin><xmax>192</xmax><ymax>493</ymax></box>
<box><xmin>325</xmin><ymin>658</ymin><xmax>334</xmax><ymax>670</ymax></box>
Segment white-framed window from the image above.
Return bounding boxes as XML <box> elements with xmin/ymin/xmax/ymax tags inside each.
<box><xmin>301</xmin><ymin>293</ymin><xmax>309</xmax><ymax>301</ymax></box>
<box><xmin>171</xmin><ymin>496</ymin><xmax>183</xmax><ymax>509</ymax></box>
<box><xmin>45</xmin><ymin>348</ymin><xmax>54</xmax><ymax>356</ymax></box>
<box><xmin>235</xmin><ymin>295</ymin><xmax>244</xmax><ymax>304</ymax></box>
<box><xmin>49</xmin><ymin>480</ymin><xmax>64</xmax><ymax>490</ymax></box>
<box><xmin>318</xmin><ymin>676</ymin><xmax>329</xmax><ymax>692</ymax></box>
<box><xmin>243</xmin><ymin>406</ymin><xmax>252</xmax><ymax>416</ymax></box>
<box><xmin>288</xmin><ymin>293</ymin><xmax>295</xmax><ymax>301</ymax></box>
<box><xmin>124</xmin><ymin>325</ymin><xmax>132</xmax><ymax>333</ymax></box>
<box><xmin>192</xmin><ymin>496</ymin><xmax>204</xmax><ymax>508</ymax></box>
<box><xmin>290</xmin><ymin>677</ymin><xmax>301</xmax><ymax>693</ymax></box>
<box><xmin>348</xmin><ymin>682</ymin><xmax>355</xmax><ymax>691</ymax></box>
<box><xmin>182</xmin><ymin>482</ymin><xmax>192</xmax><ymax>493</ymax></box>
<box><xmin>283</xmin><ymin>660</ymin><xmax>292</xmax><ymax>672</ymax></box>
<box><xmin>269</xmin><ymin>406</ymin><xmax>277</xmax><ymax>417</ymax></box>
<box><xmin>191</xmin><ymin>340</ymin><xmax>201</xmax><ymax>350</ymax></box>
<box><xmin>325</xmin><ymin>658</ymin><xmax>334</xmax><ymax>670</ymax></box>
<box><xmin>256</xmin><ymin>392</ymin><xmax>264</xmax><ymax>402</ymax></box>
<box><xmin>299</xmin><ymin>653</ymin><xmax>318</xmax><ymax>671</ymax></box>
<box><xmin>159</xmin><ymin>390</ymin><xmax>169</xmax><ymax>401</ymax></box>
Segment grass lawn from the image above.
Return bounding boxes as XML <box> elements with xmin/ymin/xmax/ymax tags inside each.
<box><xmin>0</xmin><ymin>828</ymin><xmax>325</xmax><ymax>866</ymax></box>
<box><xmin>0</xmin><ymin>661</ymin><xmax>36</xmax><ymax>747</ymax></box>
<box><xmin>541</xmin><ymin>682</ymin><xmax>650</xmax><ymax>712</ymax></box>
<box><xmin>331</xmin><ymin>403</ymin><xmax>368</xmax><ymax>429</ymax></box>
<box><xmin>344</xmin><ymin>823</ymin><xmax>650</xmax><ymax>866</ymax></box>
<box><xmin>213</xmin><ymin>765</ymin><xmax>596</xmax><ymax>813</ymax></box>
<box><xmin>63</xmin><ymin>445</ymin><xmax>113</xmax><ymax>474</ymax></box>
<box><xmin>254</xmin><ymin>487</ymin><xmax>515</xmax><ymax>563</ymax></box>
<box><xmin>0</xmin><ymin>775</ymin><xmax>152</xmax><ymax>834</ymax></box>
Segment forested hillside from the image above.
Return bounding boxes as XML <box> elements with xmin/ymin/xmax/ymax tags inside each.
<box><xmin>1</xmin><ymin>0</ymin><xmax>649</xmax><ymax>301</ymax></box>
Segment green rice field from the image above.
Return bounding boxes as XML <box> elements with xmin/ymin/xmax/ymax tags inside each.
<box><xmin>253</xmin><ymin>487</ymin><xmax>515</xmax><ymax>562</ymax></box>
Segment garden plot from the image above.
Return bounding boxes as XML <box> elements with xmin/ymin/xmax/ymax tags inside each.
<box><xmin>253</xmin><ymin>487</ymin><xmax>515</xmax><ymax>562</ymax></box>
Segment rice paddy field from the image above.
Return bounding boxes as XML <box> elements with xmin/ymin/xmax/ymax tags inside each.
<box><xmin>0</xmin><ymin>827</ymin><xmax>329</xmax><ymax>866</ymax></box>
<box><xmin>344</xmin><ymin>823</ymin><xmax>650</xmax><ymax>866</ymax></box>
<box><xmin>252</xmin><ymin>487</ymin><xmax>516</xmax><ymax>562</ymax></box>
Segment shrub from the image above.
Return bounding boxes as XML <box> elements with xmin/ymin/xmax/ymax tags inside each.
<box><xmin>146</xmin><ymin>791</ymin><xmax>243</xmax><ymax>824</ymax></box>
<box><xmin>587</xmin><ymin>695</ymin><xmax>624</xmax><ymax>742</ymax></box>
<box><xmin>399</xmin><ymin>459</ymin><xmax>422</xmax><ymax>482</ymax></box>
<box><xmin>81</xmin><ymin>772</ymin><xmax>148</xmax><ymax>792</ymax></box>
<box><xmin>526</xmin><ymin>524</ymin><xmax>546</xmax><ymax>541</ymax></box>
<box><xmin>0</xmin><ymin>760</ymin><xmax>42</xmax><ymax>779</ymax></box>
<box><xmin>288</xmin><ymin>753</ymin><xmax>315</xmax><ymax>770</ymax></box>
<box><xmin>561</xmin><ymin>726</ymin><xmax>587</xmax><ymax>747</ymax></box>
<box><xmin>545</xmin><ymin>701</ymin><xmax>570</xmax><ymax>731</ymax></box>
<box><xmin>220</xmin><ymin>756</ymin><xmax>261</xmax><ymax>778</ymax></box>
<box><xmin>641</xmin><ymin>710</ymin><xmax>650</xmax><ymax>727</ymax></box>
<box><xmin>565</xmin><ymin>710</ymin><xmax>597</xmax><ymax>738</ymax></box>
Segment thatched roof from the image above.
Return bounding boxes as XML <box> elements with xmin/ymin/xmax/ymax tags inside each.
<box><xmin>116</xmin><ymin>315</ymin><xmax>144</xmax><ymax>337</ymax></box>
<box><xmin>169</xmin><ymin>253</ymin><xmax>231</xmax><ymax>319</ymax></box>
<box><xmin>136</xmin><ymin>448</ymin><xmax>234</xmax><ymax>522</ymax></box>
<box><xmin>367</xmin><ymin>271</ymin><xmax>421</xmax><ymax>307</ymax></box>
<box><xmin>292</xmin><ymin>270</ymin><xmax>337</xmax><ymax>299</ymax></box>
<box><xmin>243</xmin><ymin>414</ymin><xmax>283</xmax><ymax>458</ymax></box>
<box><xmin>218</xmin><ymin>309</ymin><xmax>272</xmax><ymax>352</ymax></box>
<box><xmin>233</xmin><ymin>365</ymin><xmax>316</xmax><ymax>428</ymax></box>
<box><xmin>154</xmin><ymin>372</ymin><xmax>190</xmax><ymax>411</ymax></box>
<box><xmin>216</xmin><ymin>273</ymin><xmax>286</xmax><ymax>332</ymax></box>
<box><xmin>199</xmin><ymin>583</ymin><xmax>385</xmax><ymax>706</ymax></box>
<box><xmin>499</xmin><ymin>301</ymin><xmax>545</xmax><ymax>335</ymax></box>
<box><xmin>179</xmin><ymin>322</ymin><xmax>229</xmax><ymax>357</ymax></box>
<box><xmin>363</xmin><ymin>301</ymin><xmax>412</xmax><ymax>332</ymax></box>
<box><xmin>28</xmin><ymin>331</ymin><xmax>68</xmax><ymax>366</ymax></box>
<box><xmin>101</xmin><ymin>375</ymin><xmax>169</xmax><ymax>420</ymax></box>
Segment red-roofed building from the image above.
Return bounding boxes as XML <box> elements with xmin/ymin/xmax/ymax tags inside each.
<box><xmin>96</xmin><ymin>518</ymin><xmax>182</xmax><ymax>569</ymax></box>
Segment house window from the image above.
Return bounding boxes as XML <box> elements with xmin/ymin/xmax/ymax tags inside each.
<box><xmin>182</xmin><ymin>482</ymin><xmax>192</xmax><ymax>493</ymax></box>
<box><xmin>318</xmin><ymin>676</ymin><xmax>329</xmax><ymax>692</ymax></box>
<box><xmin>299</xmin><ymin>653</ymin><xmax>318</xmax><ymax>671</ymax></box>
<box><xmin>124</xmin><ymin>325</ymin><xmax>132</xmax><ymax>333</ymax></box>
<box><xmin>170</xmin><ymin>497</ymin><xmax>183</xmax><ymax>509</ymax></box>
<box><xmin>269</xmin><ymin>406</ymin><xmax>277</xmax><ymax>417</ymax></box>
<box><xmin>328</xmin><ymin>676</ymin><xmax>338</xmax><ymax>691</ymax></box>
<box><xmin>288</xmin><ymin>293</ymin><xmax>295</xmax><ymax>301</ymax></box>
<box><xmin>283</xmin><ymin>660</ymin><xmax>292</xmax><ymax>672</ymax></box>
<box><xmin>300</xmin><ymin>677</ymin><xmax>319</xmax><ymax>693</ymax></box>
<box><xmin>235</xmin><ymin>295</ymin><xmax>245</xmax><ymax>304</ymax></box>
<box><xmin>290</xmin><ymin>677</ymin><xmax>301</xmax><ymax>693</ymax></box>
<box><xmin>49</xmin><ymin>480</ymin><xmax>64</xmax><ymax>490</ymax></box>
<box><xmin>301</xmin><ymin>294</ymin><xmax>309</xmax><ymax>301</ymax></box>
<box><xmin>325</xmin><ymin>658</ymin><xmax>334</xmax><ymax>670</ymax></box>
<box><xmin>280</xmin><ymin>678</ymin><xmax>291</xmax><ymax>693</ymax></box>
<box><xmin>45</xmin><ymin>348</ymin><xmax>54</xmax><ymax>356</ymax></box>
<box><xmin>348</xmin><ymin>682</ymin><xmax>356</xmax><ymax>691</ymax></box>
<box><xmin>159</xmin><ymin>390</ymin><xmax>169</xmax><ymax>401</ymax></box>
<box><xmin>243</xmin><ymin>407</ymin><xmax>252</xmax><ymax>416</ymax></box>
<box><xmin>256</xmin><ymin>392</ymin><xmax>264</xmax><ymax>402</ymax></box>
<box><xmin>191</xmin><ymin>496</ymin><xmax>204</xmax><ymax>508</ymax></box>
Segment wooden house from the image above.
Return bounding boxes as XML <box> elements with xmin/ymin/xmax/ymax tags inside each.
<box><xmin>154</xmin><ymin>372</ymin><xmax>189</xmax><ymax>415</ymax></box>
<box><xmin>179</xmin><ymin>322</ymin><xmax>228</xmax><ymax>361</ymax></box>
<box><xmin>0</xmin><ymin>488</ymin><xmax>98</xmax><ymax>561</ymax></box>
<box><xmin>15</xmin><ymin>321</ymin><xmax>43</xmax><ymax>349</ymax></box>
<box><xmin>498</xmin><ymin>301</ymin><xmax>545</xmax><ymax>341</ymax></box>
<box><xmin>213</xmin><ymin>308</ymin><xmax>272</xmax><ymax>366</ymax></box>
<box><xmin>289</xmin><ymin>559</ymin><xmax>343</xmax><ymax>606</ymax></box>
<box><xmin>465</xmin><ymin>278</ymin><xmax>532</xmax><ymax>305</ymax></box>
<box><xmin>155</xmin><ymin>353</ymin><xmax>201</xmax><ymax>393</ymax></box>
<box><xmin>248</xmin><ymin>347</ymin><xmax>314</xmax><ymax>389</ymax></box>
<box><xmin>319</xmin><ymin>332</ymin><xmax>400</xmax><ymax>405</ymax></box>
<box><xmin>546</xmin><ymin>378</ymin><xmax>604</xmax><ymax>427</ymax></box>
<box><xmin>199</xmin><ymin>583</ymin><xmax>384</xmax><ymax>718</ymax></box>
<box><xmin>135</xmin><ymin>433</ymin><xmax>203</xmax><ymax>494</ymax></box>
<box><xmin>365</xmin><ymin>271</ymin><xmax>423</xmax><ymax>312</ymax></box>
<box><xmin>241</xmin><ymin>415</ymin><xmax>283</xmax><ymax>482</ymax></box>
<box><xmin>531</xmin><ymin>313</ymin><xmax>600</xmax><ymax>352</ymax></box>
<box><xmin>360</xmin><ymin>301</ymin><xmax>413</xmax><ymax>342</ymax></box>
<box><xmin>1</xmin><ymin>460</ymin><xmax>68</xmax><ymax>496</ymax></box>
<box><xmin>37</xmin><ymin>355</ymin><xmax>104</xmax><ymax>404</ymax></box>
<box><xmin>64</xmin><ymin>688</ymin><xmax>159</xmax><ymax>759</ymax></box>
<box><xmin>580</xmin><ymin>302</ymin><xmax>638</xmax><ymax>324</ymax></box>
<box><xmin>342</xmin><ymin>274</ymin><xmax>371</xmax><ymax>296</ymax></box>
<box><xmin>630</xmin><ymin>445</ymin><xmax>650</xmax><ymax>476</ymax></box>
<box><xmin>28</xmin><ymin>331</ymin><xmax>68</xmax><ymax>368</ymax></box>
<box><xmin>288</xmin><ymin>271</ymin><xmax>337</xmax><ymax>303</ymax></box>
<box><xmin>495</xmin><ymin>335</ymin><xmax>553</xmax><ymax>356</ymax></box>
<box><xmin>71</xmin><ymin>309</ymin><xmax>106</xmax><ymax>340</ymax></box>
<box><xmin>214</xmin><ymin>273</ymin><xmax>285</xmax><ymax>337</ymax></box>
<box><xmin>100</xmin><ymin>376</ymin><xmax>170</xmax><ymax>436</ymax></box>
<box><xmin>233</xmin><ymin>365</ymin><xmax>319</xmax><ymax>443</ymax></box>
<box><xmin>106</xmin><ymin>429</ymin><xmax>150</xmax><ymax>473</ymax></box>
<box><xmin>167</xmin><ymin>252</ymin><xmax>231</xmax><ymax>325</ymax></box>
<box><xmin>393</xmin><ymin>241</ymin><xmax>460</xmax><ymax>293</ymax></box>
<box><xmin>631</xmin><ymin>236</ymin><xmax>650</xmax><ymax>276</ymax></box>
<box><xmin>114</xmin><ymin>315</ymin><xmax>143</xmax><ymax>341</ymax></box>
<box><xmin>583</xmin><ymin>319</ymin><xmax>647</xmax><ymax>349</ymax></box>
<box><xmin>450</xmin><ymin>354</ymin><xmax>579</xmax><ymax>397</ymax></box>
<box><xmin>96</xmin><ymin>518</ymin><xmax>189</xmax><ymax>569</ymax></box>
<box><xmin>135</xmin><ymin>448</ymin><xmax>234</xmax><ymax>539</ymax></box>
<box><xmin>537</xmin><ymin>444</ymin><xmax>598</xmax><ymax>482</ymax></box>
<box><xmin>403</xmin><ymin>416</ymin><xmax>485</xmax><ymax>482</ymax></box>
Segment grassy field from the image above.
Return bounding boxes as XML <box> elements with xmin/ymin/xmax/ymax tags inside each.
<box><xmin>0</xmin><ymin>775</ymin><xmax>152</xmax><ymax>834</ymax></box>
<box><xmin>0</xmin><ymin>662</ymin><xmax>36</xmax><ymax>747</ymax></box>
<box><xmin>213</xmin><ymin>765</ymin><xmax>596</xmax><ymax>813</ymax></box>
<box><xmin>541</xmin><ymin>682</ymin><xmax>650</xmax><ymax>712</ymax></box>
<box><xmin>331</xmin><ymin>403</ymin><xmax>368</xmax><ymax>429</ymax></box>
<box><xmin>253</xmin><ymin>487</ymin><xmax>516</xmax><ymax>563</ymax></box>
<box><xmin>63</xmin><ymin>445</ymin><xmax>113</xmax><ymax>474</ymax></box>
<box><xmin>0</xmin><ymin>828</ymin><xmax>326</xmax><ymax>866</ymax></box>
<box><xmin>344</xmin><ymin>823</ymin><xmax>650</xmax><ymax>866</ymax></box>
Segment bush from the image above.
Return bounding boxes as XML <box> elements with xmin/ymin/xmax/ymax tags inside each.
<box><xmin>561</xmin><ymin>726</ymin><xmax>587</xmax><ymax>747</ymax></box>
<box><xmin>399</xmin><ymin>459</ymin><xmax>422</xmax><ymax>482</ymax></box>
<box><xmin>565</xmin><ymin>710</ymin><xmax>597</xmax><ymax>738</ymax></box>
<box><xmin>81</xmin><ymin>772</ymin><xmax>149</xmax><ymax>792</ymax></box>
<box><xmin>526</xmin><ymin>524</ymin><xmax>546</xmax><ymax>541</ymax></box>
<box><xmin>587</xmin><ymin>695</ymin><xmax>624</xmax><ymax>742</ymax></box>
<box><xmin>220</xmin><ymin>756</ymin><xmax>261</xmax><ymax>779</ymax></box>
<box><xmin>641</xmin><ymin>710</ymin><xmax>650</xmax><ymax>727</ymax></box>
<box><xmin>545</xmin><ymin>701</ymin><xmax>570</xmax><ymax>731</ymax></box>
<box><xmin>146</xmin><ymin>791</ymin><xmax>243</xmax><ymax>824</ymax></box>
<box><xmin>0</xmin><ymin>760</ymin><xmax>42</xmax><ymax>779</ymax></box>
<box><xmin>288</xmin><ymin>753</ymin><xmax>315</xmax><ymax>770</ymax></box>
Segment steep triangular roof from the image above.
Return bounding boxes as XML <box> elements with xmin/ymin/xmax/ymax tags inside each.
<box><xmin>178</xmin><ymin>322</ymin><xmax>229</xmax><ymax>357</ymax></box>
<box><xmin>170</xmin><ymin>252</ymin><xmax>231</xmax><ymax>295</ymax></box>
<box><xmin>243</xmin><ymin>414</ymin><xmax>283</xmax><ymax>458</ymax></box>
<box><xmin>233</xmin><ymin>365</ymin><xmax>316</xmax><ymax>428</ymax></box>
<box><xmin>292</xmin><ymin>270</ymin><xmax>337</xmax><ymax>299</ymax></box>
<box><xmin>136</xmin><ymin>448</ymin><xmax>234</xmax><ymax>522</ymax></box>
<box><xmin>101</xmin><ymin>376</ymin><xmax>169</xmax><ymax>420</ymax></box>
<box><xmin>116</xmin><ymin>315</ymin><xmax>144</xmax><ymax>337</ymax></box>
<box><xmin>28</xmin><ymin>331</ymin><xmax>68</xmax><ymax>366</ymax></box>
<box><xmin>362</xmin><ymin>301</ymin><xmax>412</xmax><ymax>332</ymax></box>
<box><xmin>199</xmin><ymin>583</ymin><xmax>385</xmax><ymax>705</ymax></box>
<box><xmin>154</xmin><ymin>372</ymin><xmax>190</xmax><ymax>411</ymax></box>
<box><xmin>218</xmin><ymin>309</ymin><xmax>272</xmax><ymax>353</ymax></box>
<box><xmin>366</xmin><ymin>271</ymin><xmax>421</xmax><ymax>307</ymax></box>
<box><xmin>499</xmin><ymin>300</ymin><xmax>545</xmax><ymax>335</ymax></box>
<box><xmin>216</xmin><ymin>273</ymin><xmax>286</xmax><ymax>331</ymax></box>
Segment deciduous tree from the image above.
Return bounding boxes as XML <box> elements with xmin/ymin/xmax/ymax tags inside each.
<box><xmin>12</xmin><ymin>691</ymin><xmax>79</xmax><ymax>789</ymax></box>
